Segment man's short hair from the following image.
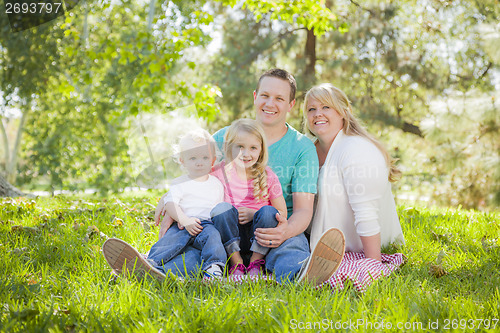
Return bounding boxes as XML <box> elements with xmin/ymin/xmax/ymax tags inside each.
<box><xmin>256</xmin><ymin>68</ymin><xmax>297</xmax><ymax>102</ymax></box>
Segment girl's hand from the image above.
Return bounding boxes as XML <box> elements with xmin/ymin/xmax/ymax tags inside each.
<box><xmin>238</xmin><ymin>207</ymin><xmax>256</xmax><ymax>225</ymax></box>
<box><xmin>184</xmin><ymin>218</ymin><xmax>203</xmax><ymax>236</ymax></box>
<box><xmin>254</xmin><ymin>212</ymin><xmax>288</xmax><ymax>248</ymax></box>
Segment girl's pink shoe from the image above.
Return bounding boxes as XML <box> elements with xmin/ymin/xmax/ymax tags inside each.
<box><xmin>229</xmin><ymin>263</ymin><xmax>246</xmax><ymax>276</ymax></box>
<box><xmin>247</xmin><ymin>259</ymin><xmax>265</xmax><ymax>276</ymax></box>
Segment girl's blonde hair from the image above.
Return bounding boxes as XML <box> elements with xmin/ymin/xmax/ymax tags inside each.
<box><xmin>304</xmin><ymin>83</ymin><xmax>401</xmax><ymax>182</ymax></box>
<box><xmin>224</xmin><ymin>119</ymin><xmax>270</xmax><ymax>201</ymax></box>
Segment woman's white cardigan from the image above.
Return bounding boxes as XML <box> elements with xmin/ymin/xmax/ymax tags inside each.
<box><xmin>309</xmin><ymin>131</ymin><xmax>405</xmax><ymax>253</ymax></box>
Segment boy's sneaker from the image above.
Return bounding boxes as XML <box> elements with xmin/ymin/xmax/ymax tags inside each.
<box><xmin>297</xmin><ymin>228</ymin><xmax>345</xmax><ymax>287</ymax></box>
<box><xmin>102</xmin><ymin>238</ymin><xmax>166</xmax><ymax>282</ymax></box>
<box><xmin>229</xmin><ymin>263</ymin><xmax>246</xmax><ymax>276</ymax></box>
<box><xmin>204</xmin><ymin>264</ymin><xmax>224</xmax><ymax>279</ymax></box>
<box><xmin>246</xmin><ymin>259</ymin><xmax>265</xmax><ymax>277</ymax></box>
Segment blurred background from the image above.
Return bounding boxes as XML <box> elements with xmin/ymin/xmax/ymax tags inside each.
<box><xmin>0</xmin><ymin>0</ymin><xmax>498</xmax><ymax>210</ymax></box>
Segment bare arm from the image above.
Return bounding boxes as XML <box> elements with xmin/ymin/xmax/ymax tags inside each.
<box><xmin>270</xmin><ymin>195</ymin><xmax>287</xmax><ymax>217</ymax></box>
<box><xmin>155</xmin><ymin>193</ymin><xmax>175</xmax><ymax>239</ymax></box>
<box><xmin>360</xmin><ymin>234</ymin><xmax>381</xmax><ymax>261</ymax></box>
<box><xmin>154</xmin><ymin>193</ymin><xmax>169</xmax><ymax>226</ymax></box>
<box><xmin>237</xmin><ymin>193</ymin><xmax>287</xmax><ymax>225</ymax></box>
<box><xmin>254</xmin><ymin>192</ymin><xmax>315</xmax><ymax>248</ymax></box>
<box><xmin>164</xmin><ymin>202</ymin><xmax>203</xmax><ymax>236</ymax></box>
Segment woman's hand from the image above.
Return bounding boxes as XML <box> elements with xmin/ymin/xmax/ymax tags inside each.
<box><xmin>254</xmin><ymin>212</ymin><xmax>288</xmax><ymax>248</ymax></box>
<box><xmin>238</xmin><ymin>207</ymin><xmax>256</xmax><ymax>225</ymax></box>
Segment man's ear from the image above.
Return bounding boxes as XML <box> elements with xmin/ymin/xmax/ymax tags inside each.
<box><xmin>289</xmin><ymin>99</ymin><xmax>296</xmax><ymax>111</ymax></box>
<box><xmin>253</xmin><ymin>90</ymin><xmax>257</xmax><ymax>102</ymax></box>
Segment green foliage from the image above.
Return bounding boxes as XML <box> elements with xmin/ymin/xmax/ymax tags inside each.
<box><xmin>205</xmin><ymin>0</ymin><xmax>500</xmax><ymax>209</ymax></box>
<box><xmin>1</xmin><ymin>196</ymin><xmax>499</xmax><ymax>331</ymax></box>
<box><xmin>3</xmin><ymin>0</ymin><xmax>219</xmax><ymax>193</ymax></box>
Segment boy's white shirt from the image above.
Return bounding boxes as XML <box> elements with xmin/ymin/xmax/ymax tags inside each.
<box><xmin>163</xmin><ymin>175</ymin><xmax>224</xmax><ymax>221</ymax></box>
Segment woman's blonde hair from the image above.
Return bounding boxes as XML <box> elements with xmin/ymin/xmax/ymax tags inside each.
<box><xmin>304</xmin><ymin>83</ymin><xmax>401</xmax><ymax>182</ymax></box>
<box><xmin>224</xmin><ymin>119</ymin><xmax>270</xmax><ymax>201</ymax></box>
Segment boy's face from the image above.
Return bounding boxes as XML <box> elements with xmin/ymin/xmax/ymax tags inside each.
<box><xmin>179</xmin><ymin>142</ymin><xmax>215</xmax><ymax>179</ymax></box>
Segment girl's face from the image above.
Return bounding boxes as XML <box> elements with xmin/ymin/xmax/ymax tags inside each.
<box><xmin>230</xmin><ymin>131</ymin><xmax>262</xmax><ymax>170</ymax></box>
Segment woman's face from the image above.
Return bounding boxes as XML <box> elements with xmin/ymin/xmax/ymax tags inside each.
<box><xmin>306</xmin><ymin>98</ymin><xmax>344</xmax><ymax>142</ymax></box>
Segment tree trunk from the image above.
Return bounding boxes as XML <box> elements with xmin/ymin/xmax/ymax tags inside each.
<box><xmin>304</xmin><ymin>28</ymin><xmax>316</xmax><ymax>87</ymax></box>
<box><xmin>0</xmin><ymin>173</ymin><xmax>32</xmax><ymax>197</ymax></box>
<box><xmin>6</xmin><ymin>102</ymin><xmax>29</xmax><ymax>183</ymax></box>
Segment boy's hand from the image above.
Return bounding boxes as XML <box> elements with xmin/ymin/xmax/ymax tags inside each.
<box><xmin>238</xmin><ymin>207</ymin><xmax>256</xmax><ymax>225</ymax></box>
<box><xmin>183</xmin><ymin>218</ymin><xmax>203</xmax><ymax>236</ymax></box>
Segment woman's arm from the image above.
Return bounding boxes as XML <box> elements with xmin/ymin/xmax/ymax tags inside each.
<box><xmin>360</xmin><ymin>234</ymin><xmax>381</xmax><ymax>261</ymax></box>
<box><xmin>342</xmin><ymin>144</ymin><xmax>388</xmax><ymax>262</ymax></box>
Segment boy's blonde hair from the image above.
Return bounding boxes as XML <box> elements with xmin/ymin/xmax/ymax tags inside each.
<box><xmin>173</xmin><ymin>128</ymin><xmax>220</xmax><ymax>165</ymax></box>
<box><xmin>304</xmin><ymin>83</ymin><xmax>401</xmax><ymax>182</ymax></box>
<box><xmin>224</xmin><ymin>119</ymin><xmax>270</xmax><ymax>202</ymax></box>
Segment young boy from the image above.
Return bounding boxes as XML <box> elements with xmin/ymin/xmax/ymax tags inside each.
<box><xmin>103</xmin><ymin>129</ymin><xmax>227</xmax><ymax>279</ymax></box>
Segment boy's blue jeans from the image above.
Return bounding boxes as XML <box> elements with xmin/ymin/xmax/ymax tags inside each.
<box><xmin>147</xmin><ymin>220</ymin><xmax>226</xmax><ymax>275</ymax></box>
<box><xmin>211</xmin><ymin>202</ymin><xmax>310</xmax><ymax>283</ymax></box>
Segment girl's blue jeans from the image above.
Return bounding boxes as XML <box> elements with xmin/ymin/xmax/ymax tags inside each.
<box><xmin>210</xmin><ymin>202</ymin><xmax>310</xmax><ymax>283</ymax></box>
<box><xmin>147</xmin><ymin>219</ymin><xmax>227</xmax><ymax>276</ymax></box>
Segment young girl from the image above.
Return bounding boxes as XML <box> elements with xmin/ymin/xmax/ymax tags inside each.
<box><xmin>210</xmin><ymin>119</ymin><xmax>287</xmax><ymax>277</ymax></box>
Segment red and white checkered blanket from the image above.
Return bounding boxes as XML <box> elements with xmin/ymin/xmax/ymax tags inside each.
<box><xmin>215</xmin><ymin>252</ymin><xmax>405</xmax><ymax>292</ymax></box>
<box><xmin>319</xmin><ymin>252</ymin><xmax>406</xmax><ymax>292</ymax></box>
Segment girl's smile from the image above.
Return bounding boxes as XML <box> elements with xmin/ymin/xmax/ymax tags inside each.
<box><xmin>230</xmin><ymin>131</ymin><xmax>262</xmax><ymax>172</ymax></box>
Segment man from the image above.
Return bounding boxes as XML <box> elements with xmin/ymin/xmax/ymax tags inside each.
<box><xmin>155</xmin><ymin>69</ymin><xmax>344</xmax><ymax>285</ymax></box>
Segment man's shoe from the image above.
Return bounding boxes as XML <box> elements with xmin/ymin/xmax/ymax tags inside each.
<box><xmin>102</xmin><ymin>238</ymin><xmax>166</xmax><ymax>281</ymax></box>
<box><xmin>297</xmin><ymin>228</ymin><xmax>345</xmax><ymax>286</ymax></box>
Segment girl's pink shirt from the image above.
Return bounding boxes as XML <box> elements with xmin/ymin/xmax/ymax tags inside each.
<box><xmin>211</xmin><ymin>162</ymin><xmax>283</xmax><ymax>210</ymax></box>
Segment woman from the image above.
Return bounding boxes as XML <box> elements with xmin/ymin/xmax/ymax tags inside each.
<box><xmin>304</xmin><ymin>83</ymin><xmax>404</xmax><ymax>261</ymax></box>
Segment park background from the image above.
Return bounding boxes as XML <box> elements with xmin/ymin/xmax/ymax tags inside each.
<box><xmin>0</xmin><ymin>1</ymin><xmax>499</xmax><ymax>332</ymax></box>
<box><xmin>0</xmin><ymin>0</ymin><xmax>498</xmax><ymax>210</ymax></box>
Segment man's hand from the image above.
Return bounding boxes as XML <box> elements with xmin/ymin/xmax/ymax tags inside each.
<box><xmin>154</xmin><ymin>194</ymin><xmax>168</xmax><ymax>226</ymax></box>
<box><xmin>238</xmin><ymin>207</ymin><xmax>256</xmax><ymax>225</ymax></box>
<box><xmin>158</xmin><ymin>215</ymin><xmax>174</xmax><ymax>240</ymax></box>
<box><xmin>183</xmin><ymin>218</ymin><xmax>203</xmax><ymax>236</ymax></box>
<box><xmin>254</xmin><ymin>212</ymin><xmax>288</xmax><ymax>248</ymax></box>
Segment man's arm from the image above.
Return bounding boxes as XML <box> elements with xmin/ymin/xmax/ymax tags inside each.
<box><xmin>254</xmin><ymin>192</ymin><xmax>314</xmax><ymax>248</ymax></box>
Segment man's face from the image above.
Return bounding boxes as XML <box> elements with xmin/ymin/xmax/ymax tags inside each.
<box><xmin>254</xmin><ymin>76</ymin><xmax>295</xmax><ymax>128</ymax></box>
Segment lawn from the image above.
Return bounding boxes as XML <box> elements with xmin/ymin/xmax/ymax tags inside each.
<box><xmin>1</xmin><ymin>193</ymin><xmax>499</xmax><ymax>332</ymax></box>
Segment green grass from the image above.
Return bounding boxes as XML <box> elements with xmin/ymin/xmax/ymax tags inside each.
<box><xmin>1</xmin><ymin>194</ymin><xmax>499</xmax><ymax>332</ymax></box>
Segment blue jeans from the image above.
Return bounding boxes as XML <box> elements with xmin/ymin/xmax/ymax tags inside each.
<box><xmin>147</xmin><ymin>220</ymin><xmax>226</xmax><ymax>275</ymax></box>
<box><xmin>211</xmin><ymin>202</ymin><xmax>310</xmax><ymax>283</ymax></box>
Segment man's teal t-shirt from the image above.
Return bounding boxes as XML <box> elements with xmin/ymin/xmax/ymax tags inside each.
<box><xmin>213</xmin><ymin>123</ymin><xmax>319</xmax><ymax>218</ymax></box>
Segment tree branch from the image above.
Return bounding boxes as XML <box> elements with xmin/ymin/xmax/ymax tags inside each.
<box><xmin>349</xmin><ymin>0</ymin><xmax>376</xmax><ymax>16</ymax></box>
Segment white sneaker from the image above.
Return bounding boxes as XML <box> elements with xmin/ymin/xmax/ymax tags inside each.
<box><xmin>102</xmin><ymin>238</ymin><xmax>166</xmax><ymax>282</ymax></box>
<box><xmin>297</xmin><ymin>228</ymin><xmax>345</xmax><ymax>286</ymax></box>
<box><xmin>204</xmin><ymin>264</ymin><xmax>224</xmax><ymax>279</ymax></box>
